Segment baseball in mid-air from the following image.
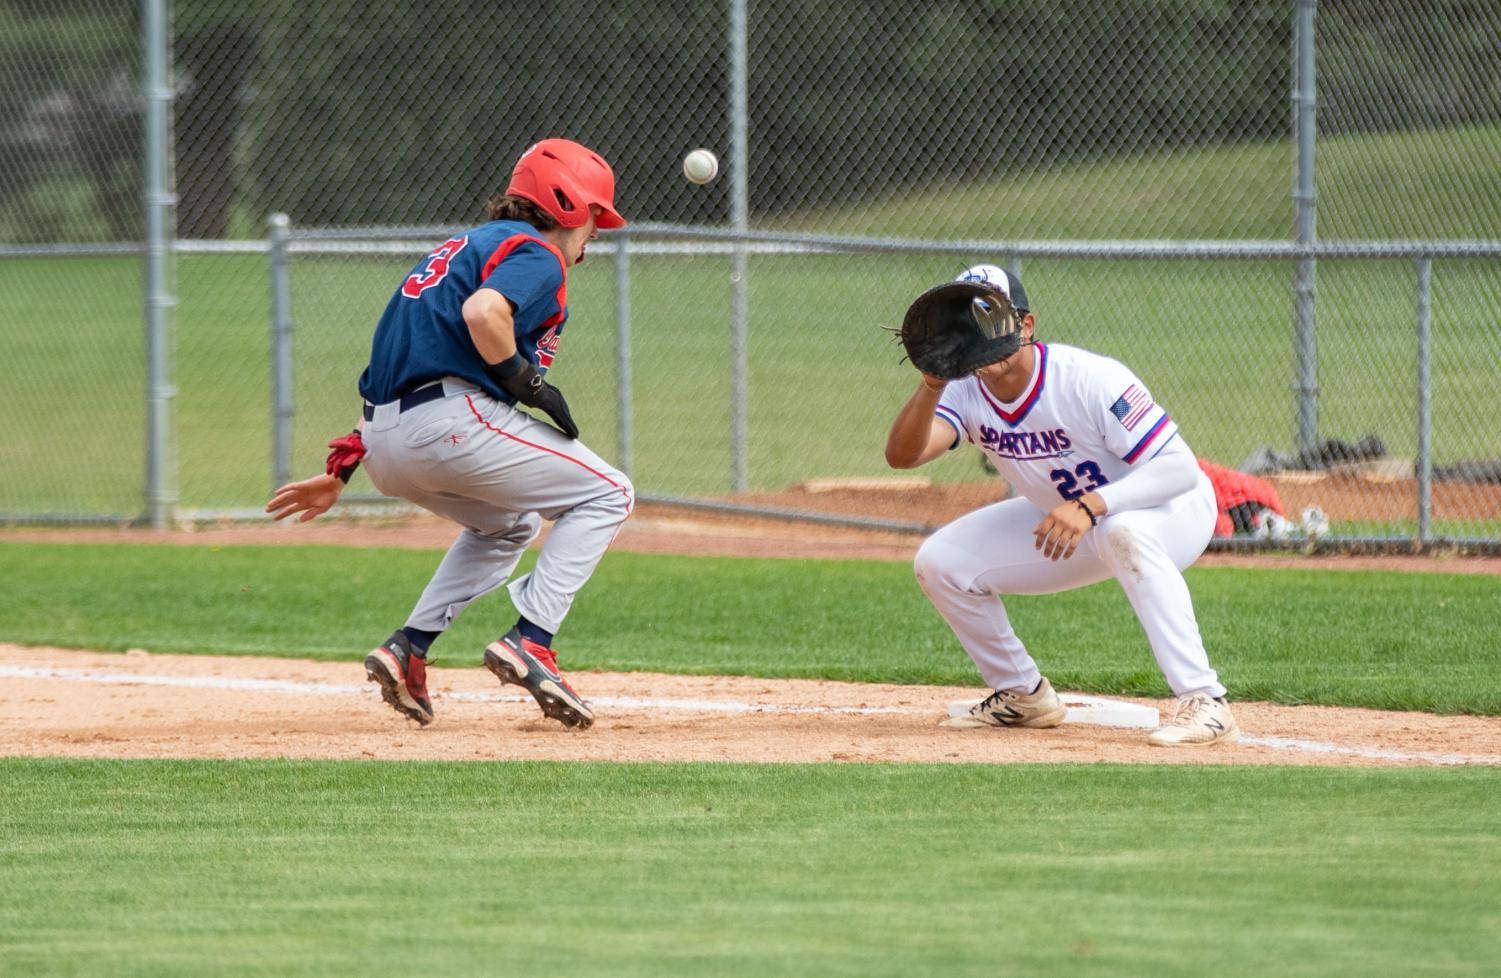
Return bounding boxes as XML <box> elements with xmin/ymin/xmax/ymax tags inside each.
<box><xmin>682</xmin><ymin>148</ymin><xmax>719</xmax><ymax>184</ymax></box>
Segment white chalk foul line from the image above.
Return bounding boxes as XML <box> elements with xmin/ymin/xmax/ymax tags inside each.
<box><xmin>0</xmin><ymin>665</ymin><xmax>911</xmax><ymax>716</ymax></box>
<box><xmin>6</xmin><ymin>665</ymin><xmax>1497</xmax><ymax>766</ymax></box>
<box><xmin>1238</xmin><ymin>734</ymin><xmax>1501</xmax><ymax>767</ymax></box>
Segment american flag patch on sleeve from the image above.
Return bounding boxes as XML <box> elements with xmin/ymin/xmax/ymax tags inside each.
<box><xmin>1109</xmin><ymin>385</ymin><xmax>1154</xmax><ymax>431</ymax></box>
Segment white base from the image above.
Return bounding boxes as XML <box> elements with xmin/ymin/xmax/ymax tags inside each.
<box><xmin>948</xmin><ymin>693</ymin><xmax>1160</xmax><ymax>730</ymax></box>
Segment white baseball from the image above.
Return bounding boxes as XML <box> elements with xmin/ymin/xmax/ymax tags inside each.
<box><xmin>682</xmin><ymin>149</ymin><xmax>719</xmax><ymax>184</ymax></box>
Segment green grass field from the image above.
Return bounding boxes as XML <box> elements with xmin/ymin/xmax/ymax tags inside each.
<box><xmin>2</xmin><ymin>126</ymin><xmax>1499</xmax><ymax>531</ymax></box>
<box><xmin>3</xmin><ymin>541</ymin><xmax>1498</xmax><ymax>713</ymax></box>
<box><xmin>2</xmin><ymin>537</ymin><xmax>1499</xmax><ymax>974</ymax></box>
<box><xmin>2</xmin><ymin>760</ymin><xmax>1497</xmax><ymax>978</ymax></box>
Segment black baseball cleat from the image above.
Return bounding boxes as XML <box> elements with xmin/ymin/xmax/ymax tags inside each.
<box><xmin>364</xmin><ymin>631</ymin><xmax>434</xmax><ymax>726</ymax></box>
<box><xmin>484</xmin><ymin>629</ymin><xmax>595</xmax><ymax>729</ymax></box>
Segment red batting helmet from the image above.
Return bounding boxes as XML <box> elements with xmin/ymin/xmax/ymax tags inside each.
<box><xmin>506</xmin><ymin>139</ymin><xmax>626</xmax><ymax>230</ymax></box>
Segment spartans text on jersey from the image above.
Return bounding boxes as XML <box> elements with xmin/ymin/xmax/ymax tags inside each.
<box><xmin>977</xmin><ymin>426</ymin><xmax>1073</xmax><ymax>461</ymax></box>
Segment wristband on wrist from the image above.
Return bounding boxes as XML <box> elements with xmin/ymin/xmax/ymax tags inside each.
<box><xmin>325</xmin><ymin>429</ymin><xmax>366</xmax><ymax>484</ymax></box>
<box><xmin>489</xmin><ymin>351</ymin><xmax>529</xmax><ymax>381</ymax></box>
<box><xmin>1075</xmin><ymin>497</ymin><xmax>1099</xmax><ymax>527</ymax></box>
<box><xmin>486</xmin><ymin>352</ymin><xmax>543</xmax><ymax>398</ymax></box>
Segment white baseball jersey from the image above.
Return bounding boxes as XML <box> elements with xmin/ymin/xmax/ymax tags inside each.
<box><xmin>934</xmin><ymin>342</ymin><xmax>1182</xmax><ymax>511</ymax></box>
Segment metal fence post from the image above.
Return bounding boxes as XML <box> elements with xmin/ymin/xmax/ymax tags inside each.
<box><xmin>142</xmin><ymin>0</ymin><xmax>176</xmax><ymax>528</ymax></box>
<box><xmin>1415</xmin><ymin>255</ymin><xmax>1433</xmax><ymax>545</ymax></box>
<box><xmin>614</xmin><ymin>230</ymin><xmax>633</xmax><ymax>478</ymax></box>
<box><xmin>268</xmin><ymin>213</ymin><xmax>295</xmax><ymax>491</ymax></box>
<box><xmin>1292</xmin><ymin>0</ymin><xmax>1319</xmax><ymax>455</ymax></box>
<box><xmin>729</xmin><ymin>0</ymin><xmax>750</xmax><ymax>493</ymax></box>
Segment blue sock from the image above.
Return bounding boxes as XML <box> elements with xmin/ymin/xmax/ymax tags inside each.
<box><xmin>401</xmin><ymin>626</ymin><xmax>440</xmax><ymax>657</ymax></box>
<box><xmin>516</xmin><ymin>617</ymin><xmax>554</xmax><ymax>648</ymax></box>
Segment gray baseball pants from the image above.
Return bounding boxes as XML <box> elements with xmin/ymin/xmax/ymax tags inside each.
<box><xmin>360</xmin><ymin>379</ymin><xmax>634</xmax><ymax>638</ymax></box>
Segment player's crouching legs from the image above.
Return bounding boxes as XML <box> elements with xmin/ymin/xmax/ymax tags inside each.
<box><xmin>912</xmin><ymin>529</ymin><xmax>978</xmax><ymax>608</ymax></box>
<box><xmin>1095</xmin><ymin>509</ymin><xmax>1236</xmax><ymax>747</ymax></box>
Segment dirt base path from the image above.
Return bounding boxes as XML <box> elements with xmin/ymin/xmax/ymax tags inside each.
<box><xmin>7</xmin><ymin>491</ymin><xmax>1497</xmax><ymax>768</ymax></box>
<box><xmin>5</xmin><ymin>646</ymin><xmax>1497</xmax><ymax>768</ymax></box>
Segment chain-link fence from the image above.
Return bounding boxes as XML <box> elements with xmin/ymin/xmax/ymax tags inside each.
<box><xmin>2</xmin><ymin>0</ymin><xmax>1499</xmax><ymax>547</ymax></box>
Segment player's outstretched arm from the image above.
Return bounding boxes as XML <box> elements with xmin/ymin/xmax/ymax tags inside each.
<box><xmin>265</xmin><ymin>474</ymin><xmax>344</xmax><ymax>523</ymax></box>
<box><xmin>264</xmin><ymin>424</ymin><xmax>367</xmax><ymax>522</ymax></box>
<box><xmin>885</xmin><ymin>375</ymin><xmax>958</xmax><ymax>469</ymax></box>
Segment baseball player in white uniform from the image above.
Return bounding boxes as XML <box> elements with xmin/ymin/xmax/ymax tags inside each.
<box><xmin>885</xmin><ymin>265</ymin><xmax>1237</xmax><ymax>746</ymax></box>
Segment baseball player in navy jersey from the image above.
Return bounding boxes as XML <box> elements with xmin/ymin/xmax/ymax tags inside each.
<box><xmin>265</xmin><ymin>139</ymin><xmax>632</xmax><ymax>730</ymax></box>
<box><xmin>885</xmin><ymin>264</ymin><xmax>1237</xmax><ymax>746</ymax></box>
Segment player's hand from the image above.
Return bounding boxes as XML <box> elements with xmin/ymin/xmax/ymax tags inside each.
<box><xmin>523</xmin><ymin>380</ymin><xmax>579</xmax><ymax>439</ymax></box>
<box><xmin>490</xmin><ymin>354</ymin><xmax>579</xmax><ymax>438</ymax></box>
<box><xmin>1032</xmin><ymin>500</ymin><xmax>1094</xmax><ymax>561</ymax></box>
<box><xmin>265</xmin><ymin>473</ymin><xmax>344</xmax><ymax>523</ymax></box>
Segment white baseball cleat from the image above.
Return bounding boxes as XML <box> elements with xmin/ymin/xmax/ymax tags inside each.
<box><xmin>941</xmin><ymin>677</ymin><xmax>1067</xmax><ymax>729</ymax></box>
<box><xmin>1148</xmin><ymin>694</ymin><xmax>1238</xmax><ymax>747</ymax></box>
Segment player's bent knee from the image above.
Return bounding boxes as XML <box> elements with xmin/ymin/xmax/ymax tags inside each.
<box><xmin>914</xmin><ymin>535</ymin><xmax>966</xmax><ymax>593</ymax></box>
<box><xmin>593</xmin><ymin>474</ymin><xmax>635</xmax><ymax>526</ymax></box>
<box><xmin>613</xmin><ymin>474</ymin><xmax>635</xmax><ymax>519</ymax></box>
<box><xmin>912</xmin><ymin>535</ymin><xmax>938</xmax><ymax>580</ymax></box>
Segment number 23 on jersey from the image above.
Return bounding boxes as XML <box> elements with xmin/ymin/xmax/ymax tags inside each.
<box><xmin>1050</xmin><ymin>460</ymin><xmax>1108</xmax><ymax>500</ymax></box>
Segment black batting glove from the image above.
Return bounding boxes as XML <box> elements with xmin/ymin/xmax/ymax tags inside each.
<box><xmin>487</xmin><ymin>353</ymin><xmax>580</xmax><ymax>439</ymax></box>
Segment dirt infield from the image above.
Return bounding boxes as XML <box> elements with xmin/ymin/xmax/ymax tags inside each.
<box><xmin>5</xmin><ymin>645</ymin><xmax>1498</xmax><ymax>768</ymax></box>
<box><xmin>5</xmin><ymin>481</ymin><xmax>1498</xmax><ymax>768</ymax></box>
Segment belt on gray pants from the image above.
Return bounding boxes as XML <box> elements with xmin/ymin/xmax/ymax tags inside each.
<box><xmin>362</xmin><ymin>381</ymin><xmax>449</xmax><ymax>422</ymax></box>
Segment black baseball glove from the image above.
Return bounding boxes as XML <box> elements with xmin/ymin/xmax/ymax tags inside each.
<box><xmin>897</xmin><ymin>280</ymin><xmax>1023</xmax><ymax>379</ymax></box>
<box><xmin>487</xmin><ymin>353</ymin><xmax>579</xmax><ymax>438</ymax></box>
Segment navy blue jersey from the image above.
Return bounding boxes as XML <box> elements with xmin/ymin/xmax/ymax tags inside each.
<box><xmin>358</xmin><ymin>220</ymin><xmax>569</xmax><ymax>406</ymax></box>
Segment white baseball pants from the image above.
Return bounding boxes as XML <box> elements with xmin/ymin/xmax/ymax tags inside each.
<box><xmin>361</xmin><ymin>379</ymin><xmax>633</xmax><ymax>637</ymax></box>
<box><xmin>913</xmin><ymin>474</ymin><xmax>1225</xmax><ymax>698</ymax></box>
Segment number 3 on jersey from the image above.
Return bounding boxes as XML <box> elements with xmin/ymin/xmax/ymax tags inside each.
<box><xmin>402</xmin><ymin>236</ymin><xmax>469</xmax><ymax>298</ymax></box>
<box><xmin>1050</xmin><ymin>460</ymin><xmax>1109</xmax><ymax>500</ymax></box>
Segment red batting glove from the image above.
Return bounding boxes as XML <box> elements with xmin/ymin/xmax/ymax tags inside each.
<box><xmin>325</xmin><ymin>430</ymin><xmax>367</xmax><ymax>482</ymax></box>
